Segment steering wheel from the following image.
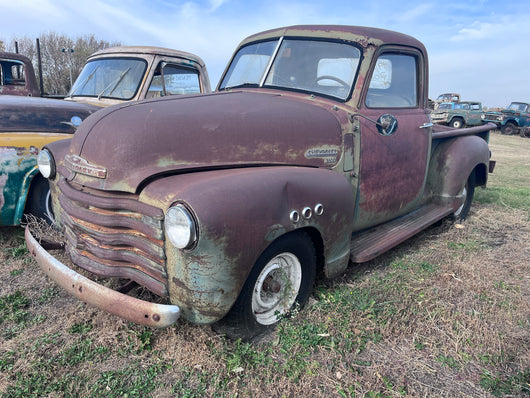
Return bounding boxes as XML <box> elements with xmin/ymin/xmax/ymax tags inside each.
<box><xmin>316</xmin><ymin>75</ymin><xmax>349</xmax><ymax>88</ymax></box>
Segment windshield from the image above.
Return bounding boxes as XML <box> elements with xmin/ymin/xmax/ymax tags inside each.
<box><xmin>219</xmin><ymin>38</ymin><xmax>361</xmax><ymax>100</ymax></box>
<box><xmin>69</xmin><ymin>58</ymin><xmax>147</xmax><ymax>100</ymax></box>
<box><xmin>507</xmin><ymin>102</ymin><xmax>528</xmax><ymax>112</ymax></box>
<box><xmin>438</xmin><ymin>103</ymin><xmax>453</xmax><ymax>110</ymax></box>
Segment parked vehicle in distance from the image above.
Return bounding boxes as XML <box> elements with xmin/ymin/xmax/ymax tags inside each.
<box><xmin>433</xmin><ymin>92</ymin><xmax>460</xmax><ymax>109</ymax></box>
<box><xmin>26</xmin><ymin>25</ymin><xmax>496</xmax><ymax>340</ymax></box>
<box><xmin>481</xmin><ymin>102</ymin><xmax>530</xmax><ymax>135</ymax></box>
<box><xmin>0</xmin><ymin>46</ymin><xmax>210</xmax><ymax>225</ymax></box>
<box><xmin>431</xmin><ymin>101</ymin><xmax>484</xmax><ymax>128</ymax></box>
<box><xmin>0</xmin><ymin>52</ymin><xmax>40</xmax><ymax>97</ymax></box>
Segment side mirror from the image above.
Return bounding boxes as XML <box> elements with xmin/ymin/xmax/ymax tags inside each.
<box><xmin>376</xmin><ymin>114</ymin><xmax>398</xmax><ymax>136</ymax></box>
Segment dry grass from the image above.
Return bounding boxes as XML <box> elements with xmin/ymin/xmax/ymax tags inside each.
<box><xmin>0</xmin><ymin>132</ymin><xmax>528</xmax><ymax>397</ymax></box>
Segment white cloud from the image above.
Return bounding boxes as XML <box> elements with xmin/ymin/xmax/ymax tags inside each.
<box><xmin>450</xmin><ymin>21</ymin><xmax>495</xmax><ymax>42</ymax></box>
<box><xmin>208</xmin><ymin>0</ymin><xmax>228</xmax><ymax>12</ymax></box>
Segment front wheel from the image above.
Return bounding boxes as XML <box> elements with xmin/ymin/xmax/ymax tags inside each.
<box><xmin>453</xmin><ymin>170</ymin><xmax>476</xmax><ymax>221</ymax></box>
<box><xmin>25</xmin><ymin>177</ymin><xmax>54</xmax><ymax>224</ymax></box>
<box><xmin>216</xmin><ymin>232</ymin><xmax>316</xmax><ymax>340</ymax></box>
<box><xmin>450</xmin><ymin>118</ymin><xmax>464</xmax><ymax>129</ymax></box>
<box><xmin>501</xmin><ymin>122</ymin><xmax>517</xmax><ymax>135</ymax></box>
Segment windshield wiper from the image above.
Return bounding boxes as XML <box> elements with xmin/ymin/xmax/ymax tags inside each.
<box><xmin>221</xmin><ymin>82</ymin><xmax>260</xmax><ymax>90</ymax></box>
<box><xmin>97</xmin><ymin>67</ymin><xmax>131</xmax><ymax>100</ymax></box>
<box><xmin>68</xmin><ymin>65</ymin><xmax>99</xmax><ymax>98</ymax></box>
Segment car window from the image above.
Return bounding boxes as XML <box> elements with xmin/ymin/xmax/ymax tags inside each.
<box><xmin>1</xmin><ymin>60</ymin><xmax>26</xmax><ymax>86</ymax></box>
<box><xmin>365</xmin><ymin>53</ymin><xmax>418</xmax><ymax>108</ymax></box>
<box><xmin>147</xmin><ymin>63</ymin><xmax>201</xmax><ymax>97</ymax></box>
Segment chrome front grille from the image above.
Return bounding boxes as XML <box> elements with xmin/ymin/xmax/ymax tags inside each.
<box><xmin>57</xmin><ymin>178</ymin><xmax>168</xmax><ymax>296</ymax></box>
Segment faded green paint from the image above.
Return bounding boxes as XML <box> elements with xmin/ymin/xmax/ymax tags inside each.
<box><xmin>165</xmin><ymin>232</ymin><xmax>242</xmax><ymax>324</ymax></box>
<box><xmin>0</xmin><ymin>148</ymin><xmax>39</xmax><ymax>225</ymax></box>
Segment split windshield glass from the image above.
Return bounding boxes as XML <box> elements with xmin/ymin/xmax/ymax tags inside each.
<box><xmin>219</xmin><ymin>38</ymin><xmax>360</xmax><ymax>101</ymax></box>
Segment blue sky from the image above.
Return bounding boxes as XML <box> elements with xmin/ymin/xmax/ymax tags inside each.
<box><xmin>1</xmin><ymin>0</ymin><xmax>528</xmax><ymax>108</ymax></box>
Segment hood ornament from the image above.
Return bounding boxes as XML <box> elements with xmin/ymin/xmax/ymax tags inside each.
<box><xmin>65</xmin><ymin>154</ymin><xmax>107</xmax><ymax>178</ymax></box>
<box><xmin>60</xmin><ymin>116</ymin><xmax>84</xmax><ymax>129</ymax></box>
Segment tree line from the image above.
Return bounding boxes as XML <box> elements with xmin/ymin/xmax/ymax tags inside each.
<box><xmin>1</xmin><ymin>33</ymin><xmax>120</xmax><ymax>95</ymax></box>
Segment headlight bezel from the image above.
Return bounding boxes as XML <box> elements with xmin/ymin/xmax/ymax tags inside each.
<box><xmin>37</xmin><ymin>149</ymin><xmax>56</xmax><ymax>179</ymax></box>
<box><xmin>164</xmin><ymin>203</ymin><xmax>198</xmax><ymax>250</ymax></box>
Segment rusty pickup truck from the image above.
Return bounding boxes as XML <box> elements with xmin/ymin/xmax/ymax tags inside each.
<box><xmin>26</xmin><ymin>26</ymin><xmax>495</xmax><ymax>339</ymax></box>
<box><xmin>1</xmin><ymin>46</ymin><xmax>210</xmax><ymax>226</ymax></box>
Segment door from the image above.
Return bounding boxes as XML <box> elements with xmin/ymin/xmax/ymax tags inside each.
<box><xmin>354</xmin><ymin>51</ymin><xmax>431</xmax><ymax>229</ymax></box>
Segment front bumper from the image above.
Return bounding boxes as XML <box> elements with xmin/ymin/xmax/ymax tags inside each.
<box><xmin>25</xmin><ymin>227</ymin><xmax>181</xmax><ymax>328</ymax></box>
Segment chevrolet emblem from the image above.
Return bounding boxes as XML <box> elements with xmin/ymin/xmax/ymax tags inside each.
<box><xmin>65</xmin><ymin>154</ymin><xmax>107</xmax><ymax>179</ymax></box>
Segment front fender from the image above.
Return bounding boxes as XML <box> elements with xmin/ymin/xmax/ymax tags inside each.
<box><xmin>0</xmin><ymin>146</ymin><xmax>39</xmax><ymax>225</ymax></box>
<box><xmin>427</xmin><ymin>135</ymin><xmax>490</xmax><ymax>207</ymax></box>
<box><xmin>140</xmin><ymin>166</ymin><xmax>355</xmax><ymax>324</ymax></box>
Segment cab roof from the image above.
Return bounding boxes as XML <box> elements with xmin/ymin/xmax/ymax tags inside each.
<box><xmin>239</xmin><ymin>25</ymin><xmax>426</xmax><ymax>52</ymax></box>
<box><xmin>88</xmin><ymin>46</ymin><xmax>206</xmax><ymax>67</ymax></box>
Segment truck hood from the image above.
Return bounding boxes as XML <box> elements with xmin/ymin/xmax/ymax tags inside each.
<box><xmin>0</xmin><ymin>95</ymin><xmax>98</xmax><ymax>133</ymax></box>
<box><xmin>65</xmin><ymin>91</ymin><xmax>343</xmax><ymax>193</ymax></box>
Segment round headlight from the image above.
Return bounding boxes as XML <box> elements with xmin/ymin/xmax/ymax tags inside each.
<box><xmin>37</xmin><ymin>149</ymin><xmax>56</xmax><ymax>179</ymax></box>
<box><xmin>165</xmin><ymin>204</ymin><xmax>197</xmax><ymax>249</ymax></box>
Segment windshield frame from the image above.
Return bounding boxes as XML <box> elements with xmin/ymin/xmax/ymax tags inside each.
<box><xmin>68</xmin><ymin>56</ymin><xmax>148</xmax><ymax>100</ymax></box>
<box><xmin>507</xmin><ymin>102</ymin><xmax>529</xmax><ymax>112</ymax></box>
<box><xmin>219</xmin><ymin>36</ymin><xmax>362</xmax><ymax>102</ymax></box>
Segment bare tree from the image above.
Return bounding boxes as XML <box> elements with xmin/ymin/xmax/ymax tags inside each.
<box><xmin>0</xmin><ymin>40</ymin><xmax>5</xmax><ymax>52</ymax></box>
<box><xmin>3</xmin><ymin>33</ymin><xmax>120</xmax><ymax>95</ymax></box>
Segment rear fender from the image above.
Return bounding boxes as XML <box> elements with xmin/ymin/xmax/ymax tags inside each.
<box><xmin>427</xmin><ymin>135</ymin><xmax>490</xmax><ymax>209</ymax></box>
<box><xmin>140</xmin><ymin>166</ymin><xmax>355</xmax><ymax>324</ymax></box>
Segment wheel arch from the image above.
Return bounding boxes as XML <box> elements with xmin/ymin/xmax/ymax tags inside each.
<box><xmin>427</xmin><ymin>135</ymin><xmax>490</xmax><ymax>207</ymax></box>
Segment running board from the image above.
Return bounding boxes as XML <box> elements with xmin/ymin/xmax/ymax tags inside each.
<box><xmin>350</xmin><ymin>204</ymin><xmax>454</xmax><ymax>263</ymax></box>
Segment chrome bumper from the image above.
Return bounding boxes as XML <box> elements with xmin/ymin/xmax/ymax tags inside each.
<box><xmin>25</xmin><ymin>227</ymin><xmax>180</xmax><ymax>328</ymax></box>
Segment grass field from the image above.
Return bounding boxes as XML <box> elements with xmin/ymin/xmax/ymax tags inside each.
<box><xmin>0</xmin><ymin>132</ymin><xmax>528</xmax><ymax>397</ymax></box>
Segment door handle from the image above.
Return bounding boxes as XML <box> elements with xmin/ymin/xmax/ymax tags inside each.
<box><xmin>419</xmin><ymin>122</ymin><xmax>434</xmax><ymax>129</ymax></box>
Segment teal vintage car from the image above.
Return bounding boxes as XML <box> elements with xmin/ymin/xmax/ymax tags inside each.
<box><xmin>0</xmin><ymin>95</ymin><xmax>97</xmax><ymax>225</ymax></box>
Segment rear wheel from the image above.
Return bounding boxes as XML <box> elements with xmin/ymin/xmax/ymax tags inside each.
<box><xmin>25</xmin><ymin>177</ymin><xmax>54</xmax><ymax>223</ymax></box>
<box><xmin>501</xmin><ymin>122</ymin><xmax>517</xmax><ymax>135</ymax></box>
<box><xmin>216</xmin><ymin>232</ymin><xmax>316</xmax><ymax>340</ymax></box>
<box><xmin>453</xmin><ymin>170</ymin><xmax>475</xmax><ymax>221</ymax></box>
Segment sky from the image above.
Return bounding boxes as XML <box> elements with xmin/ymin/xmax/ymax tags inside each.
<box><xmin>1</xmin><ymin>0</ymin><xmax>528</xmax><ymax>108</ymax></box>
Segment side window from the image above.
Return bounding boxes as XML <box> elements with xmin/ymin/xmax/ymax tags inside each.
<box><xmin>0</xmin><ymin>61</ymin><xmax>26</xmax><ymax>85</ymax></box>
<box><xmin>147</xmin><ymin>63</ymin><xmax>201</xmax><ymax>97</ymax></box>
<box><xmin>365</xmin><ymin>53</ymin><xmax>418</xmax><ymax>108</ymax></box>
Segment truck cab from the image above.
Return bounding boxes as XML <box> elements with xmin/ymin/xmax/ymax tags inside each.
<box><xmin>0</xmin><ymin>52</ymin><xmax>40</xmax><ymax>97</ymax></box>
<box><xmin>65</xmin><ymin>46</ymin><xmax>210</xmax><ymax>107</ymax></box>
